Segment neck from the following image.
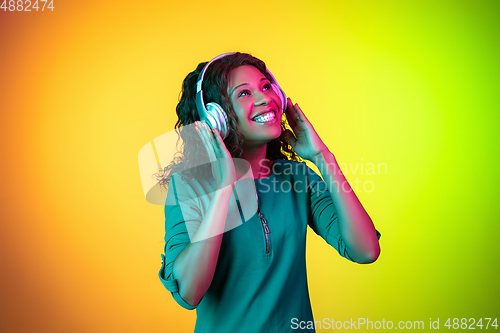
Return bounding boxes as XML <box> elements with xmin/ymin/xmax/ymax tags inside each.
<box><xmin>240</xmin><ymin>144</ymin><xmax>270</xmax><ymax>179</ymax></box>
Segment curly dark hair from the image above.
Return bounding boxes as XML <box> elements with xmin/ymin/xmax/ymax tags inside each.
<box><xmin>156</xmin><ymin>52</ymin><xmax>300</xmax><ymax>188</ymax></box>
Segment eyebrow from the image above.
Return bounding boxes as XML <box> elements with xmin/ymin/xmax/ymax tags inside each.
<box><xmin>230</xmin><ymin>78</ymin><xmax>269</xmax><ymax>96</ymax></box>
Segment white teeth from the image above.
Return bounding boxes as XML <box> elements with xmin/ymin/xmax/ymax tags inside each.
<box><xmin>253</xmin><ymin>111</ymin><xmax>276</xmax><ymax>123</ymax></box>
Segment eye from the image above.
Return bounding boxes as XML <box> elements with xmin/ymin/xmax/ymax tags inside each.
<box><xmin>263</xmin><ymin>83</ymin><xmax>272</xmax><ymax>91</ymax></box>
<box><xmin>238</xmin><ymin>89</ymin><xmax>251</xmax><ymax>98</ymax></box>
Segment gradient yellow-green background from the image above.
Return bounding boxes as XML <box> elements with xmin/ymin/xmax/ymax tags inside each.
<box><xmin>1</xmin><ymin>1</ymin><xmax>499</xmax><ymax>332</ymax></box>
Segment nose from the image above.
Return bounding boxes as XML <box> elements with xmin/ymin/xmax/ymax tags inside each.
<box><xmin>254</xmin><ymin>90</ymin><xmax>272</xmax><ymax>106</ymax></box>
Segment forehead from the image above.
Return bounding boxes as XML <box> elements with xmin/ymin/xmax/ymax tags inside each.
<box><xmin>229</xmin><ymin>65</ymin><xmax>267</xmax><ymax>86</ymax></box>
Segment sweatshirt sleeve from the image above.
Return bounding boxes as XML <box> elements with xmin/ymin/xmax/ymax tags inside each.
<box><xmin>158</xmin><ymin>174</ymin><xmax>200</xmax><ymax>310</ymax></box>
<box><xmin>305</xmin><ymin>165</ymin><xmax>381</xmax><ymax>262</ymax></box>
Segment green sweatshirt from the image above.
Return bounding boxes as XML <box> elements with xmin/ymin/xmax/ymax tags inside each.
<box><xmin>159</xmin><ymin>159</ymin><xmax>380</xmax><ymax>333</ymax></box>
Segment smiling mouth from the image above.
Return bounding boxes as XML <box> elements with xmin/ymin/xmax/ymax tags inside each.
<box><xmin>252</xmin><ymin>111</ymin><xmax>276</xmax><ymax>123</ymax></box>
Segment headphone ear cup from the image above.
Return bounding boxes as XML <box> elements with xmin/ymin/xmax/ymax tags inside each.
<box><xmin>271</xmin><ymin>83</ymin><xmax>287</xmax><ymax>114</ymax></box>
<box><xmin>205</xmin><ymin>102</ymin><xmax>229</xmax><ymax>140</ymax></box>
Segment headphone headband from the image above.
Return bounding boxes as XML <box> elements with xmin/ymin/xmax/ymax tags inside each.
<box><xmin>197</xmin><ymin>52</ymin><xmax>235</xmax><ymax>94</ymax></box>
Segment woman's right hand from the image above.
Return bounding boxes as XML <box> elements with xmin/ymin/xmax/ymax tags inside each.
<box><xmin>195</xmin><ymin>121</ymin><xmax>236</xmax><ymax>189</ymax></box>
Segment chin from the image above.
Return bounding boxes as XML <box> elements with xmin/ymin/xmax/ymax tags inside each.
<box><xmin>243</xmin><ymin>123</ymin><xmax>283</xmax><ymax>146</ymax></box>
<box><xmin>265</xmin><ymin>130</ymin><xmax>283</xmax><ymax>144</ymax></box>
<box><xmin>261</xmin><ymin>125</ymin><xmax>282</xmax><ymax>141</ymax></box>
<box><xmin>245</xmin><ymin>134</ymin><xmax>281</xmax><ymax>148</ymax></box>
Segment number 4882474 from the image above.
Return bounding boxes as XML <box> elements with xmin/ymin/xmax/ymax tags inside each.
<box><xmin>1</xmin><ymin>0</ymin><xmax>55</xmax><ymax>11</ymax></box>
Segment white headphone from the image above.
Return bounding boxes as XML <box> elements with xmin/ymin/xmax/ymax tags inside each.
<box><xmin>195</xmin><ymin>52</ymin><xmax>287</xmax><ymax>140</ymax></box>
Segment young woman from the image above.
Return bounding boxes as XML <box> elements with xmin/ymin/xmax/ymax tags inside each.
<box><xmin>158</xmin><ymin>52</ymin><xmax>381</xmax><ymax>333</ymax></box>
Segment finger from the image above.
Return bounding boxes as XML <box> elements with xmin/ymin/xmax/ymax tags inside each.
<box><xmin>211</xmin><ymin>129</ymin><xmax>225</xmax><ymax>184</ymax></box>
<box><xmin>288</xmin><ymin>98</ymin><xmax>305</xmax><ymax>126</ymax></box>
<box><xmin>212</xmin><ymin>128</ymin><xmax>226</xmax><ymax>155</ymax></box>
<box><xmin>196</xmin><ymin>123</ymin><xmax>211</xmax><ymax>158</ymax></box>
<box><xmin>288</xmin><ymin>98</ymin><xmax>304</xmax><ymax>123</ymax></box>
<box><xmin>195</xmin><ymin>121</ymin><xmax>211</xmax><ymax>157</ymax></box>
<box><xmin>201</xmin><ymin>121</ymin><xmax>216</xmax><ymax>140</ymax></box>
<box><xmin>202</xmin><ymin>124</ymin><xmax>218</xmax><ymax>162</ymax></box>
<box><xmin>198</xmin><ymin>122</ymin><xmax>217</xmax><ymax>162</ymax></box>
<box><xmin>285</xmin><ymin>98</ymin><xmax>298</xmax><ymax>126</ymax></box>
<box><xmin>294</xmin><ymin>103</ymin><xmax>307</xmax><ymax>123</ymax></box>
<box><xmin>194</xmin><ymin>122</ymin><xmax>224</xmax><ymax>185</ymax></box>
<box><xmin>207</xmin><ymin>128</ymin><xmax>221</xmax><ymax>156</ymax></box>
<box><xmin>210</xmin><ymin>129</ymin><xmax>227</xmax><ymax>186</ymax></box>
<box><xmin>198</xmin><ymin>124</ymin><xmax>223</xmax><ymax>185</ymax></box>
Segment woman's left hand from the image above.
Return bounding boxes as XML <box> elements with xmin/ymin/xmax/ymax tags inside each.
<box><xmin>284</xmin><ymin>97</ymin><xmax>330</xmax><ymax>161</ymax></box>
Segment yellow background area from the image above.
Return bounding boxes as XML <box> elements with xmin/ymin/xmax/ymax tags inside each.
<box><xmin>1</xmin><ymin>0</ymin><xmax>499</xmax><ymax>332</ymax></box>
